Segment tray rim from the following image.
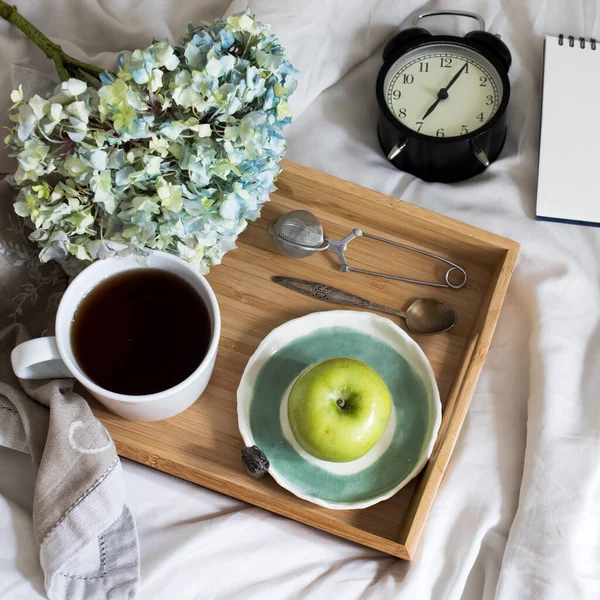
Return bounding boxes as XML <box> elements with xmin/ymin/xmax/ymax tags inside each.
<box><xmin>99</xmin><ymin>160</ymin><xmax>520</xmax><ymax>561</ymax></box>
<box><xmin>398</xmin><ymin>249</ymin><xmax>518</xmax><ymax>558</ymax></box>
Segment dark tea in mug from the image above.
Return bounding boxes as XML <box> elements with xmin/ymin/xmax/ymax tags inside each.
<box><xmin>71</xmin><ymin>269</ymin><xmax>211</xmax><ymax>395</ymax></box>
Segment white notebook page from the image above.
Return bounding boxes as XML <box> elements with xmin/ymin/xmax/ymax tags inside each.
<box><xmin>536</xmin><ymin>36</ymin><xmax>600</xmax><ymax>224</ymax></box>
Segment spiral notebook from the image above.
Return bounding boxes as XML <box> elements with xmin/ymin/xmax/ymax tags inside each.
<box><xmin>536</xmin><ymin>34</ymin><xmax>600</xmax><ymax>227</ymax></box>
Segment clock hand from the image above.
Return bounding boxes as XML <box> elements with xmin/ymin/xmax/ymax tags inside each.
<box><xmin>422</xmin><ymin>96</ymin><xmax>443</xmax><ymax>120</ymax></box>
<box><xmin>444</xmin><ymin>61</ymin><xmax>469</xmax><ymax>93</ymax></box>
<box><xmin>422</xmin><ymin>61</ymin><xmax>469</xmax><ymax>120</ymax></box>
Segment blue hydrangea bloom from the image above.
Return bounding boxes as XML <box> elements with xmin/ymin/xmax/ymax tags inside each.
<box><xmin>6</xmin><ymin>12</ymin><xmax>297</xmax><ymax>274</ymax></box>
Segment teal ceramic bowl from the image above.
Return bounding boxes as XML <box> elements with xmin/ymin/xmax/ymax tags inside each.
<box><xmin>237</xmin><ymin>310</ymin><xmax>441</xmax><ymax>510</ymax></box>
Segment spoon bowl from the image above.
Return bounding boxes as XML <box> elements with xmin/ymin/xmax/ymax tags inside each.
<box><xmin>404</xmin><ymin>298</ymin><xmax>456</xmax><ymax>335</ymax></box>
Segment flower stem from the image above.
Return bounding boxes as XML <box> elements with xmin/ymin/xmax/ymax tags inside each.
<box><xmin>0</xmin><ymin>1</ymin><xmax>104</xmax><ymax>82</ymax></box>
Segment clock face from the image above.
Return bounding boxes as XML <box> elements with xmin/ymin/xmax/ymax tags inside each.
<box><xmin>383</xmin><ymin>42</ymin><xmax>504</xmax><ymax>138</ymax></box>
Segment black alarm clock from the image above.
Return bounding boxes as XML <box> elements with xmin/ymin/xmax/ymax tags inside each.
<box><xmin>376</xmin><ymin>10</ymin><xmax>511</xmax><ymax>183</ymax></box>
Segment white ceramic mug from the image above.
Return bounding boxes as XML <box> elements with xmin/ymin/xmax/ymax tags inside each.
<box><xmin>11</xmin><ymin>251</ymin><xmax>221</xmax><ymax>421</ymax></box>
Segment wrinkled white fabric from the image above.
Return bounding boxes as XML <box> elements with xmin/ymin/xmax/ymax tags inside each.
<box><xmin>2</xmin><ymin>0</ymin><xmax>600</xmax><ymax>599</ymax></box>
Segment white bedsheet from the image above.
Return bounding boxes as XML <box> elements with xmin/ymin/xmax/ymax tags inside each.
<box><xmin>2</xmin><ymin>0</ymin><xmax>600</xmax><ymax>598</ymax></box>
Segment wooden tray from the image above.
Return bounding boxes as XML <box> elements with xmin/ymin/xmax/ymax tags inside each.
<box><xmin>91</xmin><ymin>160</ymin><xmax>519</xmax><ymax>560</ymax></box>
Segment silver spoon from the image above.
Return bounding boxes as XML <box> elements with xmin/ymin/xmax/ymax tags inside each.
<box><xmin>272</xmin><ymin>277</ymin><xmax>457</xmax><ymax>335</ymax></box>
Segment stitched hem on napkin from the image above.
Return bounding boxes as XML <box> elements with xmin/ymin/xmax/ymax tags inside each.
<box><xmin>40</xmin><ymin>457</ymin><xmax>119</xmax><ymax>544</ymax></box>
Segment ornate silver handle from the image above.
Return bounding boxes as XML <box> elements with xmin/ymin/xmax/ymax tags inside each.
<box><xmin>272</xmin><ymin>276</ymin><xmax>403</xmax><ymax>318</ymax></box>
<box><xmin>412</xmin><ymin>10</ymin><xmax>485</xmax><ymax>31</ymax></box>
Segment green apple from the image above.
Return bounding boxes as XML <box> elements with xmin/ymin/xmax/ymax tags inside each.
<box><xmin>287</xmin><ymin>357</ymin><xmax>392</xmax><ymax>462</ymax></box>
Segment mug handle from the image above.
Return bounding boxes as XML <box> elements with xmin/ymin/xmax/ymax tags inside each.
<box><xmin>11</xmin><ymin>337</ymin><xmax>73</xmax><ymax>380</ymax></box>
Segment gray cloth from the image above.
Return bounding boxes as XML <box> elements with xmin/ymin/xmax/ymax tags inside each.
<box><xmin>0</xmin><ymin>176</ymin><xmax>140</xmax><ymax>598</ymax></box>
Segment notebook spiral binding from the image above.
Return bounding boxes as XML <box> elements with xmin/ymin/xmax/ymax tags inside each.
<box><xmin>558</xmin><ymin>33</ymin><xmax>597</xmax><ymax>50</ymax></box>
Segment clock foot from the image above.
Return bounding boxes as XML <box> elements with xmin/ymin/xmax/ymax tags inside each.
<box><xmin>387</xmin><ymin>138</ymin><xmax>408</xmax><ymax>160</ymax></box>
<box><xmin>470</xmin><ymin>140</ymin><xmax>490</xmax><ymax>166</ymax></box>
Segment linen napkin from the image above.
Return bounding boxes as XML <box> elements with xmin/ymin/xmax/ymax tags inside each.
<box><xmin>0</xmin><ymin>177</ymin><xmax>140</xmax><ymax>596</ymax></box>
